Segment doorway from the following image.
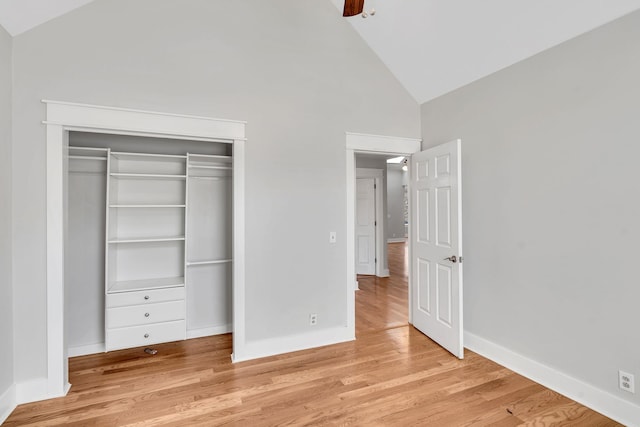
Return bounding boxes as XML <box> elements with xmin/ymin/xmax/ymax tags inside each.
<box><xmin>345</xmin><ymin>132</ymin><xmax>421</xmax><ymax>333</ymax></box>
<box><xmin>348</xmin><ymin>133</ymin><xmax>464</xmax><ymax>359</ymax></box>
<box><xmin>354</xmin><ymin>151</ymin><xmax>412</xmax><ymax>335</ymax></box>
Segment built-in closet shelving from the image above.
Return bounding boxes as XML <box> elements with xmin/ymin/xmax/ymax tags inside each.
<box><xmin>67</xmin><ymin>138</ymin><xmax>233</xmax><ymax>354</ymax></box>
<box><xmin>106</xmin><ymin>152</ymin><xmax>188</xmax><ymax>291</ymax></box>
<box><xmin>105</xmin><ymin>150</ymin><xmax>189</xmax><ymax>350</ymax></box>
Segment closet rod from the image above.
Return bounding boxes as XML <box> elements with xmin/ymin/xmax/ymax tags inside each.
<box><xmin>188</xmin><ymin>176</ymin><xmax>231</xmax><ymax>180</ymax></box>
<box><xmin>69</xmin><ymin>171</ymin><xmax>106</xmax><ymax>175</ymax></box>
<box><xmin>186</xmin><ymin>259</ymin><xmax>232</xmax><ymax>266</ymax></box>
<box><xmin>188</xmin><ymin>165</ymin><xmax>232</xmax><ymax>170</ymax></box>
<box><xmin>69</xmin><ymin>146</ymin><xmax>109</xmax><ymax>152</ymax></box>
<box><xmin>69</xmin><ymin>155</ymin><xmax>107</xmax><ymax>161</ymax></box>
<box><xmin>188</xmin><ymin>153</ymin><xmax>232</xmax><ymax>159</ymax></box>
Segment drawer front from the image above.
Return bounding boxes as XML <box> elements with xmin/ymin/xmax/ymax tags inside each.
<box><xmin>107</xmin><ymin>300</ymin><xmax>185</xmax><ymax>329</ymax></box>
<box><xmin>106</xmin><ymin>320</ymin><xmax>186</xmax><ymax>351</ymax></box>
<box><xmin>107</xmin><ymin>287</ymin><xmax>185</xmax><ymax>308</ymax></box>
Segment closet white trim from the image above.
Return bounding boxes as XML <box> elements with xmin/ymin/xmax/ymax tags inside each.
<box><xmin>43</xmin><ymin>100</ymin><xmax>246</xmax><ymax>402</ymax></box>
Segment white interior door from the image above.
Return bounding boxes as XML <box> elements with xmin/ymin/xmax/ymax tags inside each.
<box><xmin>356</xmin><ymin>178</ymin><xmax>376</xmax><ymax>275</ymax></box>
<box><xmin>411</xmin><ymin>139</ymin><xmax>463</xmax><ymax>358</ymax></box>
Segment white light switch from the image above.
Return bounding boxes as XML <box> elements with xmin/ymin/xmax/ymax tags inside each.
<box><xmin>329</xmin><ymin>231</ymin><xmax>337</xmax><ymax>243</ymax></box>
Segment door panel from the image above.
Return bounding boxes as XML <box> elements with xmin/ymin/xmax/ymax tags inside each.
<box><xmin>411</xmin><ymin>140</ymin><xmax>463</xmax><ymax>359</ymax></box>
<box><xmin>417</xmin><ymin>188</ymin><xmax>430</xmax><ymax>243</ymax></box>
<box><xmin>436</xmin><ymin>187</ymin><xmax>452</xmax><ymax>247</ymax></box>
<box><xmin>356</xmin><ymin>178</ymin><xmax>376</xmax><ymax>275</ymax></box>
<box><xmin>436</xmin><ymin>264</ymin><xmax>452</xmax><ymax>326</ymax></box>
<box><xmin>417</xmin><ymin>258</ymin><xmax>431</xmax><ymax>314</ymax></box>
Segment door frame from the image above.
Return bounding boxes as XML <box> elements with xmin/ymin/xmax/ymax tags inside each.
<box><xmin>43</xmin><ymin>100</ymin><xmax>246</xmax><ymax>400</ymax></box>
<box><xmin>346</xmin><ymin>132</ymin><xmax>421</xmax><ymax>330</ymax></box>
<box><xmin>355</xmin><ymin>168</ymin><xmax>385</xmax><ymax>279</ymax></box>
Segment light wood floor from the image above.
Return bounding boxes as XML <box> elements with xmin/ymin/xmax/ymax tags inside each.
<box><xmin>6</xmin><ymin>243</ymin><xmax>619</xmax><ymax>426</ymax></box>
<box><xmin>356</xmin><ymin>241</ymin><xmax>408</xmax><ymax>336</ymax></box>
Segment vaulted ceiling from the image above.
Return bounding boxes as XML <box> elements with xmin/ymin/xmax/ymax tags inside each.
<box><xmin>2</xmin><ymin>0</ymin><xmax>640</xmax><ymax>104</ymax></box>
<box><xmin>0</xmin><ymin>0</ymin><xmax>93</xmax><ymax>36</ymax></box>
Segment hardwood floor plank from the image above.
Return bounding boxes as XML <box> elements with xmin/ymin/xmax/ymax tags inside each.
<box><xmin>5</xmin><ymin>242</ymin><xmax>621</xmax><ymax>426</ymax></box>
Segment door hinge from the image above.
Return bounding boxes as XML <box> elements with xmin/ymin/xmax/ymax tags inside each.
<box><xmin>375</xmin><ymin>258</ymin><xmax>377</xmax><ymax>263</ymax></box>
<box><xmin>374</xmin><ymin>184</ymin><xmax>377</xmax><ymax>189</ymax></box>
<box><xmin>374</xmin><ymin>220</ymin><xmax>377</xmax><ymax>226</ymax></box>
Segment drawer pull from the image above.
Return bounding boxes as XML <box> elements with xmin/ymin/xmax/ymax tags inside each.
<box><xmin>144</xmin><ymin>333</ymin><xmax>149</xmax><ymax>338</ymax></box>
<box><xmin>144</xmin><ymin>313</ymin><xmax>150</xmax><ymax>317</ymax></box>
<box><xmin>144</xmin><ymin>295</ymin><xmax>150</xmax><ymax>300</ymax></box>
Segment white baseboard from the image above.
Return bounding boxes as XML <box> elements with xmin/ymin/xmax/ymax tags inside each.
<box><xmin>232</xmin><ymin>326</ymin><xmax>354</xmax><ymax>363</ymax></box>
<box><xmin>15</xmin><ymin>377</ymin><xmax>70</xmax><ymax>405</ymax></box>
<box><xmin>68</xmin><ymin>342</ymin><xmax>105</xmax><ymax>357</ymax></box>
<box><xmin>465</xmin><ymin>332</ymin><xmax>640</xmax><ymax>427</ymax></box>
<box><xmin>0</xmin><ymin>383</ymin><xmax>16</xmax><ymax>424</ymax></box>
<box><xmin>387</xmin><ymin>238</ymin><xmax>406</xmax><ymax>243</ymax></box>
<box><xmin>16</xmin><ymin>378</ymin><xmax>49</xmax><ymax>404</ymax></box>
<box><xmin>187</xmin><ymin>324</ymin><xmax>232</xmax><ymax>339</ymax></box>
<box><xmin>378</xmin><ymin>269</ymin><xmax>390</xmax><ymax>278</ymax></box>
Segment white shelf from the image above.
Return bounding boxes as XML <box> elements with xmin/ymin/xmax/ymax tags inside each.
<box><xmin>186</xmin><ymin>259</ymin><xmax>232</xmax><ymax>266</ymax></box>
<box><xmin>111</xmin><ymin>152</ymin><xmax>187</xmax><ymax>160</ymax></box>
<box><xmin>111</xmin><ymin>173</ymin><xmax>187</xmax><ymax>179</ymax></box>
<box><xmin>107</xmin><ymin>276</ymin><xmax>185</xmax><ymax>294</ymax></box>
<box><xmin>109</xmin><ymin>236</ymin><xmax>185</xmax><ymax>244</ymax></box>
<box><xmin>109</xmin><ymin>204</ymin><xmax>186</xmax><ymax>208</ymax></box>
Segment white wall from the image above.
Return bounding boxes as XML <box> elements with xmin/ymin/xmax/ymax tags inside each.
<box><xmin>0</xmin><ymin>24</ymin><xmax>14</xmax><ymax>419</ymax></box>
<box><xmin>386</xmin><ymin>164</ymin><xmax>407</xmax><ymax>240</ymax></box>
<box><xmin>11</xmin><ymin>0</ymin><xmax>420</xmax><ymax>382</ymax></box>
<box><xmin>421</xmin><ymin>10</ymin><xmax>640</xmax><ymax>409</ymax></box>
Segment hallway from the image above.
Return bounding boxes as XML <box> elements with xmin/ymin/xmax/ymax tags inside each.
<box><xmin>356</xmin><ymin>241</ymin><xmax>408</xmax><ymax>336</ymax></box>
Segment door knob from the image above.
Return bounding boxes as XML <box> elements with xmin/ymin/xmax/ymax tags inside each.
<box><xmin>444</xmin><ymin>255</ymin><xmax>457</xmax><ymax>263</ymax></box>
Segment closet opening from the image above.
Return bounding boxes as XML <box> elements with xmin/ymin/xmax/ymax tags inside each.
<box><xmin>66</xmin><ymin>133</ymin><xmax>233</xmax><ymax>357</ymax></box>
<box><xmin>44</xmin><ymin>100</ymin><xmax>246</xmax><ymax>399</ymax></box>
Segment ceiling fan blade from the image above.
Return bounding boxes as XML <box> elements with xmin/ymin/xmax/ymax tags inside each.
<box><xmin>343</xmin><ymin>0</ymin><xmax>365</xmax><ymax>17</ymax></box>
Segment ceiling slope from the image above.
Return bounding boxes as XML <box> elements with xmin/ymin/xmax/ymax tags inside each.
<box><xmin>0</xmin><ymin>0</ymin><xmax>94</xmax><ymax>36</ymax></box>
<box><xmin>2</xmin><ymin>0</ymin><xmax>640</xmax><ymax>104</ymax></box>
<box><xmin>335</xmin><ymin>0</ymin><xmax>640</xmax><ymax>103</ymax></box>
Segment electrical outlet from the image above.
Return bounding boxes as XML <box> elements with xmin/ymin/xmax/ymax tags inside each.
<box><xmin>619</xmin><ymin>370</ymin><xmax>635</xmax><ymax>393</ymax></box>
<box><xmin>309</xmin><ymin>313</ymin><xmax>318</xmax><ymax>326</ymax></box>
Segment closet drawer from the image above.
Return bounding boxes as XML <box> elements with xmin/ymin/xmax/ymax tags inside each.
<box><xmin>107</xmin><ymin>300</ymin><xmax>185</xmax><ymax>329</ymax></box>
<box><xmin>107</xmin><ymin>287</ymin><xmax>185</xmax><ymax>308</ymax></box>
<box><xmin>106</xmin><ymin>320</ymin><xmax>186</xmax><ymax>351</ymax></box>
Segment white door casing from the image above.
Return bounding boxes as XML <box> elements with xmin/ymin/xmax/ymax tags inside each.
<box><xmin>410</xmin><ymin>139</ymin><xmax>463</xmax><ymax>359</ymax></box>
<box><xmin>43</xmin><ymin>100</ymin><xmax>246</xmax><ymax>402</ymax></box>
<box><xmin>355</xmin><ymin>178</ymin><xmax>376</xmax><ymax>275</ymax></box>
<box><xmin>346</xmin><ymin>132</ymin><xmax>422</xmax><ymax>335</ymax></box>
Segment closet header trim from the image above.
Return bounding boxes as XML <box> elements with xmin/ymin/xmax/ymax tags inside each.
<box><xmin>43</xmin><ymin>100</ymin><xmax>247</xmax><ymax>142</ymax></box>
